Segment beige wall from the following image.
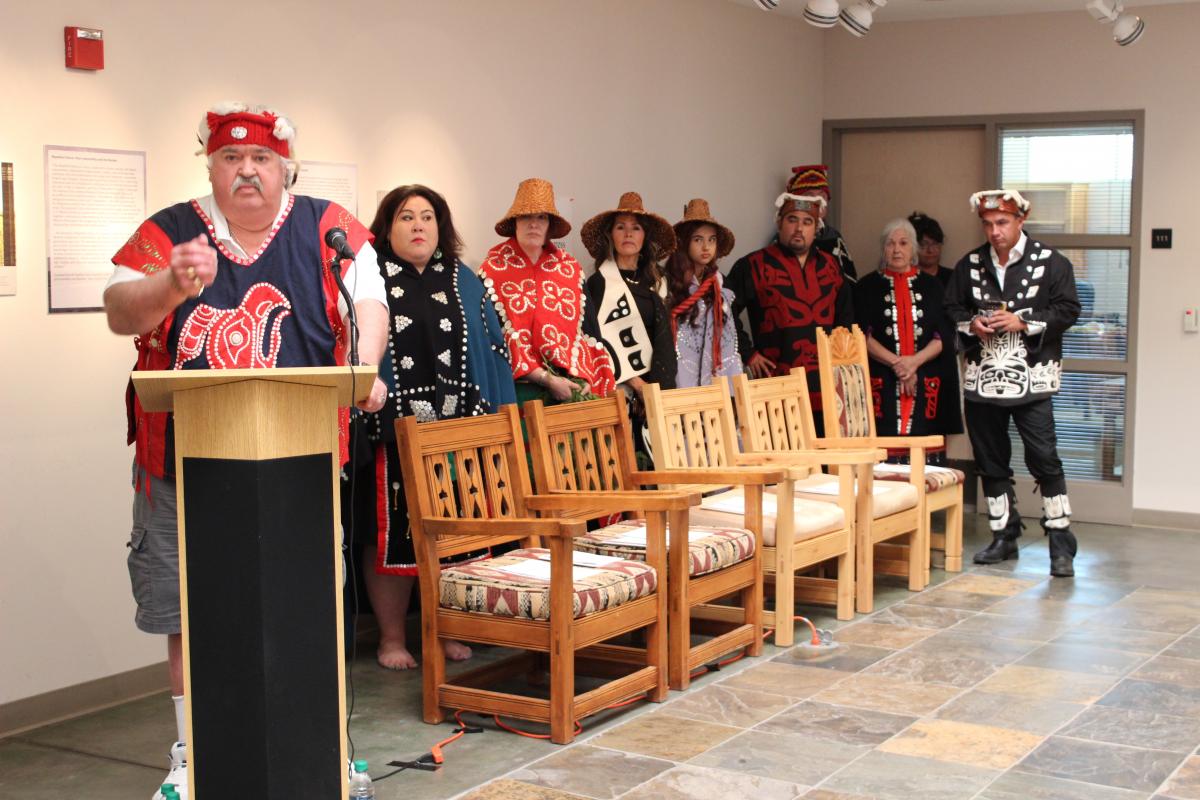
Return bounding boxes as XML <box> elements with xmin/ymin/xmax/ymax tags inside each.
<box><xmin>826</xmin><ymin>4</ymin><xmax>1200</xmax><ymax>516</ymax></box>
<box><xmin>0</xmin><ymin>0</ymin><xmax>822</xmax><ymax>705</ymax></box>
<box><xmin>4</xmin><ymin>0</ymin><xmax>1196</xmax><ymax>711</ymax></box>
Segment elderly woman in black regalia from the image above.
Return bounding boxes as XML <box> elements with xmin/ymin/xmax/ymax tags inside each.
<box><xmin>853</xmin><ymin>218</ymin><xmax>951</xmax><ymax>455</ymax></box>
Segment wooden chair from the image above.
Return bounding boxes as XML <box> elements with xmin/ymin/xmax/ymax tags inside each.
<box><xmin>395</xmin><ymin>405</ymin><xmax>687</xmax><ymax>744</ymax></box>
<box><xmin>524</xmin><ymin>394</ymin><xmax>762</xmax><ymax>691</ymax></box>
<box><xmin>814</xmin><ymin>325</ymin><xmax>944</xmax><ymax>605</ymax></box>
<box><xmin>642</xmin><ymin>379</ymin><xmax>871</xmax><ymax>644</ymax></box>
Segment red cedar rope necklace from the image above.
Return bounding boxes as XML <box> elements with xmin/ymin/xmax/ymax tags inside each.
<box><xmin>670</xmin><ymin>270</ymin><xmax>725</xmax><ymax>377</ymax></box>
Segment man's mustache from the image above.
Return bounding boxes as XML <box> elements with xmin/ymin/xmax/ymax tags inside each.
<box><xmin>231</xmin><ymin>174</ymin><xmax>264</xmax><ymax>195</ymax></box>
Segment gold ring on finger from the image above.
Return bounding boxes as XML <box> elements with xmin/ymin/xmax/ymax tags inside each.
<box><xmin>187</xmin><ymin>266</ymin><xmax>197</xmax><ymax>280</ymax></box>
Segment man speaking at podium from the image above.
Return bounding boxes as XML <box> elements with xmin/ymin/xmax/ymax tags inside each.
<box><xmin>103</xmin><ymin>102</ymin><xmax>387</xmax><ymax>798</ymax></box>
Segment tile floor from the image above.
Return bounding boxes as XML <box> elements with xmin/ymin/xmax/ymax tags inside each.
<box><xmin>3</xmin><ymin>514</ymin><xmax>1199</xmax><ymax>800</ymax></box>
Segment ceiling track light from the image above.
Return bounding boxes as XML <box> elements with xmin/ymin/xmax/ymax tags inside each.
<box><xmin>1112</xmin><ymin>12</ymin><xmax>1144</xmax><ymax>45</ymax></box>
<box><xmin>839</xmin><ymin>0</ymin><xmax>886</xmax><ymax>37</ymax></box>
<box><xmin>1084</xmin><ymin>0</ymin><xmax>1144</xmax><ymax>46</ymax></box>
<box><xmin>803</xmin><ymin>0</ymin><xmax>841</xmax><ymax>28</ymax></box>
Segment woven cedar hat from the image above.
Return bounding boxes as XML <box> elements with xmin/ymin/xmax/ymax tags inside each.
<box><xmin>673</xmin><ymin>199</ymin><xmax>735</xmax><ymax>260</ymax></box>
<box><xmin>786</xmin><ymin>164</ymin><xmax>830</xmax><ymax>197</ymax></box>
<box><xmin>495</xmin><ymin>178</ymin><xmax>571</xmax><ymax>239</ymax></box>
<box><xmin>970</xmin><ymin>189</ymin><xmax>1032</xmax><ymax>218</ymax></box>
<box><xmin>581</xmin><ymin>192</ymin><xmax>677</xmax><ymax>261</ymax></box>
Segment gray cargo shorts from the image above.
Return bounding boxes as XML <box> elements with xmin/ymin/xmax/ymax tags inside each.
<box><xmin>126</xmin><ymin>462</ymin><xmax>182</xmax><ymax>634</ymax></box>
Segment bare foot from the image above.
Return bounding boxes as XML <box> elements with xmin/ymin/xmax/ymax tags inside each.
<box><xmin>443</xmin><ymin>640</ymin><xmax>473</xmax><ymax>662</ymax></box>
<box><xmin>377</xmin><ymin>638</ymin><xmax>418</xmax><ymax>670</ymax></box>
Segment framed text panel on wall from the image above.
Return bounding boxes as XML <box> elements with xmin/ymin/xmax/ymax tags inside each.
<box><xmin>45</xmin><ymin>145</ymin><xmax>146</xmax><ymax>313</ymax></box>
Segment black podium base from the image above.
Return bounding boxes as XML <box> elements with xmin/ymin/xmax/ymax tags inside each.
<box><xmin>183</xmin><ymin>454</ymin><xmax>342</xmax><ymax>798</ymax></box>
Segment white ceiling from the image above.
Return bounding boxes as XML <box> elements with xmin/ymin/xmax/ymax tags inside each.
<box><xmin>731</xmin><ymin>0</ymin><xmax>1199</xmax><ymax>22</ymax></box>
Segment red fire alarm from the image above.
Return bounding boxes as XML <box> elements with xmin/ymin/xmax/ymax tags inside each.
<box><xmin>65</xmin><ymin>27</ymin><xmax>104</xmax><ymax>71</ymax></box>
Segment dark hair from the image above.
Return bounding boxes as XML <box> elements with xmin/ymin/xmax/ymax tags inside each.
<box><xmin>591</xmin><ymin>214</ymin><xmax>664</xmax><ymax>292</ymax></box>
<box><xmin>665</xmin><ymin>222</ymin><xmax>718</xmax><ymax>324</ymax></box>
<box><xmin>662</xmin><ymin>248</ymin><xmax>715</xmax><ymax>326</ymax></box>
<box><xmin>370</xmin><ymin>184</ymin><xmax>465</xmax><ymax>258</ymax></box>
<box><xmin>908</xmin><ymin>211</ymin><xmax>944</xmax><ymax>244</ymax></box>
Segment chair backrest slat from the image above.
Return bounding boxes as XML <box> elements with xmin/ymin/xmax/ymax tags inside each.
<box><xmin>702</xmin><ymin>408</ymin><xmax>730</xmax><ymax>467</ymax></box>
<box><xmin>548</xmin><ymin>433</ymin><xmax>579</xmax><ymax>491</ymax></box>
<box><xmin>426</xmin><ymin>453</ymin><xmax>459</xmax><ymax>518</ymax></box>
<box><xmin>480</xmin><ymin>444</ymin><xmax>517</xmax><ymax>518</ymax></box>
<box><xmin>682</xmin><ymin>410</ymin><xmax>708</xmax><ymax>467</ymax></box>
<box><xmin>454</xmin><ymin>447</ymin><xmax>489</xmax><ymax>519</ymax></box>
<box><xmin>524</xmin><ymin>395</ymin><xmax>638</xmax><ymax>496</ymax></box>
<box><xmin>572</xmin><ymin>427</ymin><xmax>604</xmax><ymax>491</ymax></box>
<box><xmin>594</xmin><ymin>425</ymin><xmax>625</xmax><ymax>491</ymax></box>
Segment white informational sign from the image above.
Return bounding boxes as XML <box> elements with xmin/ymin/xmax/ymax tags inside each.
<box><xmin>44</xmin><ymin>146</ymin><xmax>146</xmax><ymax>312</ymax></box>
<box><xmin>292</xmin><ymin>161</ymin><xmax>358</xmax><ymax>217</ymax></box>
<box><xmin>0</xmin><ymin>161</ymin><xmax>14</xmax><ymax>296</ymax></box>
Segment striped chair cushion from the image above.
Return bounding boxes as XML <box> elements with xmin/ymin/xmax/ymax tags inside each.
<box><xmin>873</xmin><ymin>464</ymin><xmax>965</xmax><ymax>493</ymax></box>
<box><xmin>439</xmin><ymin>548</ymin><xmax>656</xmax><ymax>620</ymax></box>
<box><xmin>575</xmin><ymin>521</ymin><xmax>754</xmax><ymax>578</ymax></box>
<box><xmin>833</xmin><ymin>363</ymin><xmax>872</xmax><ymax>438</ymax></box>
<box><xmin>693</xmin><ymin>487</ymin><xmax>846</xmax><ymax>548</ymax></box>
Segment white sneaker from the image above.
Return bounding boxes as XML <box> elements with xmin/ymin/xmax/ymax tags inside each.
<box><xmin>151</xmin><ymin>741</ymin><xmax>188</xmax><ymax>799</ymax></box>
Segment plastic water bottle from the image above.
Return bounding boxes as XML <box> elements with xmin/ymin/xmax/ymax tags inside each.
<box><xmin>349</xmin><ymin>759</ymin><xmax>375</xmax><ymax>799</ymax></box>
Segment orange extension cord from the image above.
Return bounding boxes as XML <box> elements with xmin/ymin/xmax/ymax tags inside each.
<box><xmin>425</xmin><ymin>615</ymin><xmax>825</xmax><ymax>758</ymax></box>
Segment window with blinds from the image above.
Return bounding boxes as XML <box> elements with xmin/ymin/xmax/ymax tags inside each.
<box><xmin>1060</xmin><ymin>248</ymin><xmax>1129</xmax><ymax>361</ymax></box>
<box><xmin>1012</xmin><ymin>372</ymin><xmax>1126</xmax><ymax>483</ymax></box>
<box><xmin>999</xmin><ymin>121</ymin><xmax>1135</xmax><ymax>487</ymax></box>
<box><xmin>1000</xmin><ymin>125</ymin><xmax>1134</xmax><ymax>236</ymax></box>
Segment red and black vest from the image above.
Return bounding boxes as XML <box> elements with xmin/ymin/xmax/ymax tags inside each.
<box><xmin>113</xmin><ymin>196</ymin><xmax>370</xmax><ymax>479</ymax></box>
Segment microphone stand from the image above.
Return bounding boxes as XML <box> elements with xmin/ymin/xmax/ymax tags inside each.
<box><xmin>328</xmin><ymin>254</ymin><xmax>360</xmax><ymax>367</ymax></box>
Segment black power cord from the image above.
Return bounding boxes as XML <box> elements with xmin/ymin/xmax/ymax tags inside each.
<box><xmin>327</xmin><ymin>245</ymin><xmax>362</xmax><ymax>765</ymax></box>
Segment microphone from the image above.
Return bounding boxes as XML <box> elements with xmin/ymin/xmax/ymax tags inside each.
<box><xmin>323</xmin><ymin>227</ymin><xmax>360</xmax><ymax>367</ymax></box>
<box><xmin>324</xmin><ymin>227</ymin><xmax>357</xmax><ymax>262</ymax></box>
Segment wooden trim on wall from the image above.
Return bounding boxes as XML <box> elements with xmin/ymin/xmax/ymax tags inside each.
<box><xmin>0</xmin><ymin>661</ymin><xmax>170</xmax><ymax>739</ymax></box>
<box><xmin>1132</xmin><ymin>508</ymin><xmax>1200</xmax><ymax>533</ymax></box>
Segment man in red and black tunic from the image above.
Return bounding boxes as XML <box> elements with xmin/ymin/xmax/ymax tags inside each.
<box><xmin>727</xmin><ymin>186</ymin><xmax>854</xmax><ymax>431</ymax></box>
<box><xmin>103</xmin><ymin>102</ymin><xmax>388</xmax><ymax>799</ymax></box>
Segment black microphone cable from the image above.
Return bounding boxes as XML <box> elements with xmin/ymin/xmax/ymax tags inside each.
<box><xmin>325</xmin><ymin>228</ymin><xmax>360</xmax><ymax>368</ymax></box>
<box><xmin>326</xmin><ymin>230</ymin><xmax>363</xmax><ymax>765</ymax></box>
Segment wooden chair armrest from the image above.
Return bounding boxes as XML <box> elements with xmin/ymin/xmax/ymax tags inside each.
<box><xmin>736</xmin><ymin>450</ymin><xmax>884</xmax><ymax>467</ymax></box>
<box><xmin>869</xmin><ymin>435</ymin><xmax>943</xmax><ymax>448</ymax></box>
<box><xmin>423</xmin><ymin>517</ymin><xmax>588</xmax><ymax>539</ymax></box>
<box><xmin>813</xmin><ymin>435</ymin><xmax>942</xmax><ymax>449</ymax></box>
<box><xmin>526</xmin><ymin>490</ymin><xmax>699</xmax><ymax>512</ymax></box>
<box><xmin>629</xmin><ymin>467</ymin><xmax>786</xmax><ymax>486</ymax></box>
<box><xmin>734</xmin><ymin>451</ymin><xmax>824</xmax><ymax>467</ymax></box>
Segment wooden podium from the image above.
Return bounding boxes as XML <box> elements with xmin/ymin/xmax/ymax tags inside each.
<box><xmin>132</xmin><ymin>366</ymin><xmax>376</xmax><ymax>800</ymax></box>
